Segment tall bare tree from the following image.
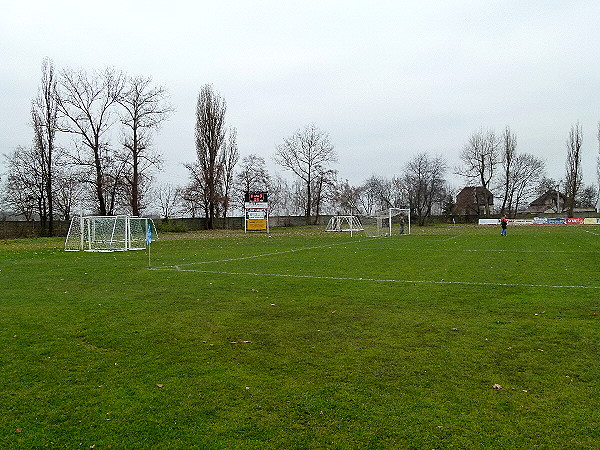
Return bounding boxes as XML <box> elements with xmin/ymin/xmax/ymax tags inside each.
<box><xmin>274</xmin><ymin>124</ymin><xmax>337</xmax><ymax>224</ymax></box>
<box><xmin>597</xmin><ymin>122</ymin><xmax>600</xmax><ymax>210</ymax></box>
<box><xmin>458</xmin><ymin>128</ymin><xmax>500</xmax><ymax>215</ymax></box>
<box><xmin>118</xmin><ymin>75</ymin><xmax>173</xmax><ymax>216</ymax></box>
<box><xmin>31</xmin><ymin>58</ymin><xmax>59</xmax><ymax>235</ymax></box>
<box><xmin>57</xmin><ymin>67</ymin><xmax>125</xmax><ymax>215</ymax></box>
<box><xmin>194</xmin><ymin>84</ymin><xmax>227</xmax><ymax>229</ymax></box>
<box><xmin>220</xmin><ymin>127</ymin><xmax>239</xmax><ymax>217</ymax></box>
<box><xmin>498</xmin><ymin>126</ymin><xmax>517</xmax><ymax>215</ymax></box>
<box><xmin>564</xmin><ymin>122</ymin><xmax>583</xmax><ymax>217</ymax></box>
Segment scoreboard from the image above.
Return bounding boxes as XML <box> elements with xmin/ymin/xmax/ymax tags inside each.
<box><xmin>244</xmin><ymin>191</ymin><xmax>268</xmax><ymax>203</ymax></box>
<box><xmin>244</xmin><ymin>191</ymin><xmax>269</xmax><ymax>232</ymax></box>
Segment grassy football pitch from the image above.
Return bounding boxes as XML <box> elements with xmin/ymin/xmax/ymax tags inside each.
<box><xmin>1</xmin><ymin>225</ymin><xmax>598</xmax><ymax>448</ymax></box>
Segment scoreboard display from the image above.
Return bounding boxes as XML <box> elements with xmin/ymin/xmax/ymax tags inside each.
<box><xmin>245</xmin><ymin>191</ymin><xmax>268</xmax><ymax>203</ymax></box>
<box><xmin>244</xmin><ymin>191</ymin><xmax>269</xmax><ymax>232</ymax></box>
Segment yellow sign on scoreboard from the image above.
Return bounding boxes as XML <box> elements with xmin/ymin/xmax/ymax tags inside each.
<box><xmin>247</xmin><ymin>219</ymin><xmax>267</xmax><ymax>230</ymax></box>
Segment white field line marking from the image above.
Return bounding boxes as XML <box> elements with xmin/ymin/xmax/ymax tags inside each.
<box><xmin>174</xmin><ymin>240</ymin><xmax>354</xmax><ymax>267</ymax></box>
<box><xmin>583</xmin><ymin>229</ymin><xmax>600</xmax><ymax>236</ymax></box>
<box><xmin>151</xmin><ymin>267</ymin><xmax>600</xmax><ymax>290</ymax></box>
<box><xmin>350</xmin><ymin>247</ymin><xmax>597</xmax><ymax>253</ymax></box>
<box><xmin>172</xmin><ymin>240</ymin><xmax>597</xmax><ymax>269</ymax></box>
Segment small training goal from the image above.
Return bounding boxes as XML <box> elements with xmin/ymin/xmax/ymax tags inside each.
<box><xmin>65</xmin><ymin>215</ymin><xmax>157</xmax><ymax>252</ymax></box>
<box><xmin>325</xmin><ymin>215</ymin><xmax>364</xmax><ymax>233</ymax></box>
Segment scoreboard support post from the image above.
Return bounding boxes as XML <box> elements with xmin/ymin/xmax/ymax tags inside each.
<box><xmin>244</xmin><ymin>191</ymin><xmax>269</xmax><ymax>233</ymax></box>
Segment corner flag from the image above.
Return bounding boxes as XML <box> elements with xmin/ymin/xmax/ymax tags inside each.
<box><xmin>146</xmin><ymin>224</ymin><xmax>153</xmax><ymax>246</ymax></box>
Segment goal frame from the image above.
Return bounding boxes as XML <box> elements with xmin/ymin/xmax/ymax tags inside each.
<box><xmin>362</xmin><ymin>208</ymin><xmax>410</xmax><ymax>237</ymax></box>
<box><xmin>325</xmin><ymin>215</ymin><xmax>364</xmax><ymax>236</ymax></box>
<box><xmin>387</xmin><ymin>208</ymin><xmax>411</xmax><ymax>236</ymax></box>
<box><xmin>65</xmin><ymin>215</ymin><xmax>157</xmax><ymax>252</ymax></box>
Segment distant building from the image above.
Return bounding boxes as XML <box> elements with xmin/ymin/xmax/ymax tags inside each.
<box><xmin>527</xmin><ymin>190</ymin><xmax>566</xmax><ymax>214</ymax></box>
<box><xmin>454</xmin><ymin>186</ymin><xmax>494</xmax><ymax>216</ymax></box>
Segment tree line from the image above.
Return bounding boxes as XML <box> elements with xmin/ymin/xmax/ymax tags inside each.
<box><xmin>1</xmin><ymin>58</ymin><xmax>173</xmax><ymax>235</ymax></box>
<box><xmin>2</xmin><ymin>59</ymin><xmax>600</xmax><ymax>233</ymax></box>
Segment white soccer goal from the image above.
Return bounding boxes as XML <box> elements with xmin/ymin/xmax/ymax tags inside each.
<box><xmin>65</xmin><ymin>216</ymin><xmax>157</xmax><ymax>252</ymax></box>
<box><xmin>325</xmin><ymin>215</ymin><xmax>364</xmax><ymax>235</ymax></box>
<box><xmin>361</xmin><ymin>208</ymin><xmax>410</xmax><ymax>237</ymax></box>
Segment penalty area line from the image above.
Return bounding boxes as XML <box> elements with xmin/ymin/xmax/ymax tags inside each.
<box><xmin>150</xmin><ymin>267</ymin><xmax>600</xmax><ymax>290</ymax></box>
<box><xmin>172</xmin><ymin>240</ymin><xmax>355</xmax><ymax>267</ymax></box>
<box><xmin>583</xmin><ymin>229</ymin><xmax>600</xmax><ymax>236</ymax></box>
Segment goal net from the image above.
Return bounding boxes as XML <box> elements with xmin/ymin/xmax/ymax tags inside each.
<box><xmin>65</xmin><ymin>216</ymin><xmax>157</xmax><ymax>252</ymax></box>
<box><xmin>325</xmin><ymin>215</ymin><xmax>364</xmax><ymax>234</ymax></box>
<box><xmin>361</xmin><ymin>208</ymin><xmax>410</xmax><ymax>237</ymax></box>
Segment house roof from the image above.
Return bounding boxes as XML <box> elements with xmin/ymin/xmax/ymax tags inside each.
<box><xmin>456</xmin><ymin>186</ymin><xmax>494</xmax><ymax>204</ymax></box>
<box><xmin>529</xmin><ymin>189</ymin><xmax>566</xmax><ymax>207</ymax></box>
<box><xmin>457</xmin><ymin>186</ymin><xmax>493</xmax><ymax>196</ymax></box>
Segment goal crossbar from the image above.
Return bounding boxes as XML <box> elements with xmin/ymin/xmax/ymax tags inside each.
<box><xmin>65</xmin><ymin>215</ymin><xmax>157</xmax><ymax>252</ymax></box>
<box><xmin>362</xmin><ymin>208</ymin><xmax>410</xmax><ymax>237</ymax></box>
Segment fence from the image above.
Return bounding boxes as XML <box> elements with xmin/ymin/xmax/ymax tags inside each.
<box><xmin>0</xmin><ymin>215</ymin><xmax>333</xmax><ymax>239</ymax></box>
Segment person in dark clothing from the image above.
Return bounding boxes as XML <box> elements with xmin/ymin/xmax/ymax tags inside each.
<box><xmin>500</xmin><ymin>215</ymin><xmax>507</xmax><ymax>236</ymax></box>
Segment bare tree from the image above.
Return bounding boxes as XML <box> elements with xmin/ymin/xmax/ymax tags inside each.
<box><xmin>578</xmin><ymin>185</ymin><xmax>597</xmax><ymax>209</ymax></box>
<box><xmin>311</xmin><ymin>168</ymin><xmax>337</xmax><ymax>222</ymax></box>
<box><xmin>331</xmin><ymin>179</ymin><xmax>361</xmax><ymax>215</ymax></box>
<box><xmin>31</xmin><ymin>58</ymin><xmax>59</xmax><ymax>234</ymax></box>
<box><xmin>401</xmin><ymin>153</ymin><xmax>447</xmax><ymax>225</ymax></box>
<box><xmin>359</xmin><ymin>175</ymin><xmax>395</xmax><ymax>215</ymax></box>
<box><xmin>597</xmin><ymin>122</ymin><xmax>600</xmax><ymax>210</ymax></box>
<box><xmin>498</xmin><ymin>126</ymin><xmax>517</xmax><ymax>215</ymax></box>
<box><xmin>155</xmin><ymin>183</ymin><xmax>182</xmax><ymax>219</ymax></box>
<box><xmin>183</xmin><ymin>160</ymin><xmax>208</xmax><ymax>218</ymax></box>
<box><xmin>496</xmin><ymin>127</ymin><xmax>546</xmax><ymax>216</ymax></box>
<box><xmin>458</xmin><ymin>128</ymin><xmax>500</xmax><ymax>215</ymax></box>
<box><xmin>274</xmin><ymin>124</ymin><xmax>337</xmax><ymax>224</ymax></box>
<box><xmin>358</xmin><ymin>176</ymin><xmax>380</xmax><ymax>215</ymax></box>
<box><xmin>194</xmin><ymin>84</ymin><xmax>227</xmax><ymax>229</ymax></box>
<box><xmin>266</xmin><ymin>173</ymin><xmax>292</xmax><ymax>216</ymax></box>
<box><xmin>220</xmin><ymin>127</ymin><xmax>239</xmax><ymax>217</ymax></box>
<box><xmin>53</xmin><ymin>165</ymin><xmax>84</xmax><ymax>220</ymax></box>
<box><xmin>236</xmin><ymin>154</ymin><xmax>270</xmax><ymax>193</ymax></box>
<box><xmin>2</xmin><ymin>146</ymin><xmax>43</xmax><ymax>220</ymax></box>
<box><xmin>564</xmin><ymin>122</ymin><xmax>583</xmax><ymax>217</ymax></box>
<box><xmin>57</xmin><ymin>67</ymin><xmax>125</xmax><ymax>215</ymax></box>
<box><xmin>536</xmin><ymin>177</ymin><xmax>559</xmax><ymax>196</ymax></box>
<box><xmin>506</xmin><ymin>153</ymin><xmax>545</xmax><ymax>216</ymax></box>
<box><xmin>118</xmin><ymin>75</ymin><xmax>173</xmax><ymax>216</ymax></box>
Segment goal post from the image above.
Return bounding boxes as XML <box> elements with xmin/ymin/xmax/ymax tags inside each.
<box><xmin>65</xmin><ymin>216</ymin><xmax>157</xmax><ymax>252</ymax></box>
<box><xmin>361</xmin><ymin>208</ymin><xmax>410</xmax><ymax>237</ymax></box>
<box><xmin>388</xmin><ymin>208</ymin><xmax>411</xmax><ymax>236</ymax></box>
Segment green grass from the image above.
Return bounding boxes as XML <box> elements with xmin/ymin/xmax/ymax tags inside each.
<box><xmin>1</xmin><ymin>225</ymin><xmax>599</xmax><ymax>448</ymax></box>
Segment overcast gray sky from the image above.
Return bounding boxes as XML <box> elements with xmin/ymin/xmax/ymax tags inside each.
<box><xmin>1</xmin><ymin>0</ymin><xmax>599</xmax><ymax>190</ymax></box>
